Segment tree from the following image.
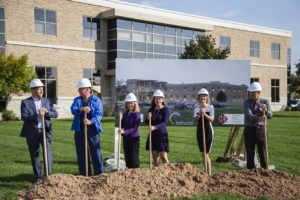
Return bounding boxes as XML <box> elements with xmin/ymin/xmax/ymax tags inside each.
<box><xmin>115</xmin><ymin>80</ymin><xmax>127</xmax><ymax>102</ymax></box>
<box><xmin>0</xmin><ymin>54</ymin><xmax>36</xmax><ymax>109</ymax></box>
<box><xmin>290</xmin><ymin>60</ymin><xmax>300</xmax><ymax>98</ymax></box>
<box><xmin>216</xmin><ymin>91</ymin><xmax>227</xmax><ymax>103</ymax></box>
<box><xmin>179</xmin><ymin>34</ymin><xmax>230</xmax><ymax>59</ymax></box>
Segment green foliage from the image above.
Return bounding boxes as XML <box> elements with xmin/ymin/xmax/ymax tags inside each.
<box><xmin>284</xmin><ymin>106</ymin><xmax>292</xmax><ymax>111</ymax></box>
<box><xmin>116</xmin><ymin>80</ymin><xmax>127</xmax><ymax>101</ymax></box>
<box><xmin>179</xmin><ymin>34</ymin><xmax>230</xmax><ymax>59</ymax></box>
<box><xmin>104</xmin><ymin>104</ymin><xmax>113</xmax><ymax>117</ymax></box>
<box><xmin>1</xmin><ymin>110</ymin><xmax>17</xmax><ymax>121</ymax></box>
<box><xmin>295</xmin><ymin>60</ymin><xmax>300</xmax><ymax>77</ymax></box>
<box><xmin>216</xmin><ymin>91</ymin><xmax>227</xmax><ymax>102</ymax></box>
<box><xmin>0</xmin><ymin>54</ymin><xmax>36</xmax><ymax>104</ymax></box>
<box><xmin>295</xmin><ymin>86</ymin><xmax>300</xmax><ymax>99</ymax></box>
<box><xmin>290</xmin><ymin>60</ymin><xmax>300</xmax><ymax>97</ymax></box>
<box><xmin>0</xmin><ymin>112</ymin><xmax>300</xmax><ymax>199</ymax></box>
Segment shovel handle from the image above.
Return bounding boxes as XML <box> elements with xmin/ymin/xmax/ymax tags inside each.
<box><xmin>264</xmin><ymin>112</ymin><xmax>269</xmax><ymax>169</ymax></box>
<box><xmin>201</xmin><ymin>114</ymin><xmax>208</xmax><ymax>174</ymax></box>
<box><xmin>118</xmin><ymin>111</ymin><xmax>123</xmax><ymax>172</ymax></box>
<box><xmin>42</xmin><ymin>115</ymin><xmax>48</xmax><ymax>177</ymax></box>
<box><xmin>148</xmin><ymin>112</ymin><xmax>152</xmax><ymax>169</ymax></box>
<box><xmin>84</xmin><ymin>113</ymin><xmax>88</xmax><ymax>176</ymax></box>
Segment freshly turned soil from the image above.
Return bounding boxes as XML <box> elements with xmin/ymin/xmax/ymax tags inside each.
<box><xmin>18</xmin><ymin>163</ymin><xmax>300</xmax><ymax>200</ymax></box>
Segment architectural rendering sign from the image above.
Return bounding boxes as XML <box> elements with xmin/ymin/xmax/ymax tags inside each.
<box><xmin>116</xmin><ymin>59</ymin><xmax>250</xmax><ymax>126</ymax></box>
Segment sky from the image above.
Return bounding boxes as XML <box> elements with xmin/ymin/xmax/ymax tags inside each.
<box><xmin>117</xmin><ymin>59</ymin><xmax>250</xmax><ymax>85</ymax></box>
<box><xmin>120</xmin><ymin>0</ymin><xmax>300</xmax><ymax>73</ymax></box>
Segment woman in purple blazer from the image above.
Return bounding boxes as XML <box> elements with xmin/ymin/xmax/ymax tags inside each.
<box><xmin>119</xmin><ymin>93</ymin><xmax>141</xmax><ymax>168</ymax></box>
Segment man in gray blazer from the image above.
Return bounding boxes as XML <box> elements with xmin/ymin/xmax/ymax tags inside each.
<box><xmin>20</xmin><ymin>79</ymin><xmax>58</xmax><ymax>183</ymax></box>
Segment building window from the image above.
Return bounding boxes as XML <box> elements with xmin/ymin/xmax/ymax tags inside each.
<box><xmin>250</xmin><ymin>78</ymin><xmax>259</xmax><ymax>83</ymax></box>
<box><xmin>83</xmin><ymin>16</ymin><xmax>100</xmax><ymax>41</ymax></box>
<box><xmin>83</xmin><ymin>68</ymin><xmax>101</xmax><ymax>85</ymax></box>
<box><xmin>220</xmin><ymin>36</ymin><xmax>231</xmax><ymax>51</ymax></box>
<box><xmin>0</xmin><ymin>7</ymin><xmax>5</xmax><ymax>54</ymax></box>
<box><xmin>35</xmin><ymin>66</ymin><xmax>57</xmax><ymax>104</ymax></box>
<box><xmin>271</xmin><ymin>43</ymin><xmax>280</xmax><ymax>59</ymax></box>
<box><xmin>250</xmin><ymin>40</ymin><xmax>259</xmax><ymax>57</ymax></box>
<box><xmin>34</xmin><ymin>8</ymin><xmax>56</xmax><ymax>36</ymax></box>
<box><xmin>107</xmin><ymin>18</ymin><xmax>204</xmax><ymax>70</ymax></box>
<box><xmin>271</xmin><ymin>79</ymin><xmax>280</xmax><ymax>102</ymax></box>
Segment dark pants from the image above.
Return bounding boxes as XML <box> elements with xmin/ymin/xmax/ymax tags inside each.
<box><xmin>26</xmin><ymin>129</ymin><xmax>52</xmax><ymax>180</ymax></box>
<box><xmin>74</xmin><ymin>126</ymin><xmax>103</xmax><ymax>176</ymax></box>
<box><xmin>123</xmin><ymin>137</ymin><xmax>140</xmax><ymax>168</ymax></box>
<box><xmin>244</xmin><ymin>126</ymin><xmax>267</xmax><ymax>169</ymax></box>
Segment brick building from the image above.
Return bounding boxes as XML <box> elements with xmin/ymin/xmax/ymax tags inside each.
<box><xmin>1</xmin><ymin>0</ymin><xmax>291</xmax><ymax>117</ymax></box>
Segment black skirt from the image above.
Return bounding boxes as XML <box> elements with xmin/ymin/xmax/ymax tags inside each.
<box><xmin>145</xmin><ymin>132</ymin><xmax>169</xmax><ymax>153</ymax></box>
<box><xmin>196</xmin><ymin>120</ymin><xmax>213</xmax><ymax>153</ymax></box>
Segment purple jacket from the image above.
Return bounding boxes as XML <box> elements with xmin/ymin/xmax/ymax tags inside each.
<box><xmin>121</xmin><ymin>112</ymin><xmax>141</xmax><ymax>138</ymax></box>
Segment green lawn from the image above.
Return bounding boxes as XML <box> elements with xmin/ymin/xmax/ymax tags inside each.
<box><xmin>0</xmin><ymin>112</ymin><xmax>299</xmax><ymax>199</ymax></box>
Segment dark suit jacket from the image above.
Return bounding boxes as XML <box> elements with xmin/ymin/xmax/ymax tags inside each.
<box><xmin>20</xmin><ymin>97</ymin><xmax>58</xmax><ymax>138</ymax></box>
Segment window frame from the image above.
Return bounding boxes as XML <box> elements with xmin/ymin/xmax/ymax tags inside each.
<box><xmin>220</xmin><ymin>36</ymin><xmax>231</xmax><ymax>51</ymax></box>
<box><xmin>35</xmin><ymin>66</ymin><xmax>57</xmax><ymax>104</ymax></box>
<box><xmin>250</xmin><ymin>78</ymin><xmax>259</xmax><ymax>83</ymax></box>
<box><xmin>0</xmin><ymin>7</ymin><xmax>5</xmax><ymax>54</ymax></box>
<box><xmin>83</xmin><ymin>68</ymin><xmax>101</xmax><ymax>85</ymax></box>
<box><xmin>83</xmin><ymin>16</ymin><xmax>100</xmax><ymax>41</ymax></box>
<box><xmin>250</xmin><ymin>40</ymin><xmax>260</xmax><ymax>57</ymax></box>
<box><xmin>271</xmin><ymin>43</ymin><xmax>280</xmax><ymax>60</ymax></box>
<box><xmin>34</xmin><ymin>7</ymin><xmax>57</xmax><ymax>36</ymax></box>
<box><xmin>271</xmin><ymin>79</ymin><xmax>280</xmax><ymax>102</ymax></box>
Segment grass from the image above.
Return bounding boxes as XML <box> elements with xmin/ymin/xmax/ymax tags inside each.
<box><xmin>0</xmin><ymin>112</ymin><xmax>300</xmax><ymax>199</ymax></box>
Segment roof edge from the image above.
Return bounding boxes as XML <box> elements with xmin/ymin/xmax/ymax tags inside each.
<box><xmin>71</xmin><ymin>0</ymin><xmax>292</xmax><ymax>37</ymax></box>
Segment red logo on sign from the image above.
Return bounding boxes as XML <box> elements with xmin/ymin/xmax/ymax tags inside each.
<box><xmin>218</xmin><ymin>114</ymin><xmax>228</xmax><ymax>124</ymax></box>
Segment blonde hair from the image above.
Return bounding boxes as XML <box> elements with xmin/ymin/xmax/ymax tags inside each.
<box><xmin>123</xmin><ymin>101</ymin><xmax>140</xmax><ymax>113</ymax></box>
<box><xmin>197</xmin><ymin>94</ymin><xmax>211</xmax><ymax>105</ymax></box>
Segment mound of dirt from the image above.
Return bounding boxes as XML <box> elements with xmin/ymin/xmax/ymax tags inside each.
<box><xmin>18</xmin><ymin>163</ymin><xmax>300</xmax><ymax>200</ymax></box>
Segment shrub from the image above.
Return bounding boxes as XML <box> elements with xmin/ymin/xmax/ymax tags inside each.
<box><xmin>104</xmin><ymin>105</ymin><xmax>113</xmax><ymax>117</ymax></box>
<box><xmin>2</xmin><ymin>110</ymin><xmax>17</xmax><ymax>121</ymax></box>
<box><xmin>285</xmin><ymin>106</ymin><xmax>291</xmax><ymax>111</ymax></box>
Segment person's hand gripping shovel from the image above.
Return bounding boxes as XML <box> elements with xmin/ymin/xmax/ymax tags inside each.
<box><xmin>41</xmin><ymin>109</ymin><xmax>48</xmax><ymax>178</ymax></box>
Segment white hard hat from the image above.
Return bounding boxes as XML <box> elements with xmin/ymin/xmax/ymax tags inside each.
<box><xmin>153</xmin><ymin>89</ymin><xmax>164</xmax><ymax>98</ymax></box>
<box><xmin>125</xmin><ymin>93</ymin><xmax>137</xmax><ymax>102</ymax></box>
<box><xmin>29</xmin><ymin>79</ymin><xmax>44</xmax><ymax>88</ymax></box>
<box><xmin>76</xmin><ymin>78</ymin><xmax>92</xmax><ymax>88</ymax></box>
<box><xmin>248</xmin><ymin>82</ymin><xmax>262</xmax><ymax>92</ymax></box>
<box><xmin>198</xmin><ymin>88</ymin><xmax>209</xmax><ymax>96</ymax></box>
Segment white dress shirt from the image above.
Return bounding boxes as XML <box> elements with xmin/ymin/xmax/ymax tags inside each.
<box><xmin>33</xmin><ymin>97</ymin><xmax>42</xmax><ymax>128</ymax></box>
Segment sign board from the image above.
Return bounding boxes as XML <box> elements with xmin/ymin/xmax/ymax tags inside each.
<box><xmin>116</xmin><ymin>59</ymin><xmax>250</xmax><ymax>126</ymax></box>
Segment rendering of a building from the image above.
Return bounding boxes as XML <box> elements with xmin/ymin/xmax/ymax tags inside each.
<box><xmin>1</xmin><ymin>0</ymin><xmax>291</xmax><ymax>117</ymax></box>
<box><xmin>126</xmin><ymin>79</ymin><xmax>248</xmax><ymax>105</ymax></box>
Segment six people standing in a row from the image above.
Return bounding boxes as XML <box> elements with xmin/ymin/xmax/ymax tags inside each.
<box><xmin>20</xmin><ymin>79</ymin><xmax>271</xmax><ymax>183</ymax></box>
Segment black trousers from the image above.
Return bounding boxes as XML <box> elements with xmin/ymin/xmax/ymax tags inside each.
<box><xmin>123</xmin><ymin>137</ymin><xmax>140</xmax><ymax>168</ymax></box>
<box><xmin>244</xmin><ymin>126</ymin><xmax>267</xmax><ymax>169</ymax></box>
<box><xmin>26</xmin><ymin>129</ymin><xmax>52</xmax><ymax>180</ymax></box>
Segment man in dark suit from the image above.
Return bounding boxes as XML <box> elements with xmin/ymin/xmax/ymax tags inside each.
<box><xmin>20</xmin><ymin>79</ymin><xmax>58</xmax><ymax>183</ymax></box>
<box><xmin>244</xmin><ymin>82</ymin><xmax>272</xmax><ymax>169</ymax></box>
